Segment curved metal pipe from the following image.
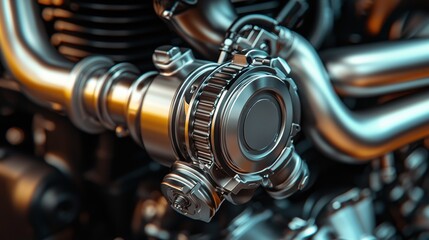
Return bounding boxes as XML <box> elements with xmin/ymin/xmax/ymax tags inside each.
<box><xmin>278</xmin><ymin>27</ymin><xmax>429</xmax><ymax>162</ymax></box>
<box><xmin>0</xmin><ymin>0</ymin><xmax>73</xmax><ymax>110</ymax></box>
<box><xmin>307</xmin><ymin>0</ymin><xmax>334</xmax><ymax>48</ymax></box>
<box><xmin>4</xmin><ymin>0</ymin><xmax>429</xmax><ymax>164</ymax></box>
<box><xmin>153</xmin><ymin>0</ymin><xmax>237</xmax><ymax>59</ymax></box>
<box><xmin>0</xmin><ymin>0</ymin><xmax>143</xmax><ymax>134</ymax></box>
<box><xmin>333</xmin><ymin>76</ymin><xmax>429</xmax><ymax>97</ymax></box>
<box><xmin>322</xmin><ymin>38</ymin><xmax>429</xmax><ymax>97</ymax></box>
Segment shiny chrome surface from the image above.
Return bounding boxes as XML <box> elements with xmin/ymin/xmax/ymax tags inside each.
<box><xmin>0</xmin><ymin>0</ymin><xmax>72</xmax><ymax>110</ymax></box>
<box><xmin>7</xmin><ymin>0</ymin><xmax>429</xmax><ymax>164</ymax></box>
<box><xmin>3</xmin><ymin>0</ymin><xmax>429</xmax><ymax>231</ymax></box>
<box><xmin>161</xmin><ymin>48</ymin><xmax>308</xmax><ymax>221</ymax></box>
<box><xmin>322</xmin><ymin>38</ymin><xmax>429</xmax><ymax>97</ymax></box>
<box><xmin>276</xmin><ymin>27</ymin><xmax>429</xmax><ymax>162</ymax></box>
<box><xmin>154</xmin><ymin>0</ymin><xmax>237</xmax><ymax>59</ymax></box>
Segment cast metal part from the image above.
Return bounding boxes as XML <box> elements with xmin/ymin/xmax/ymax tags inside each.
<box><xmin>160</xmin><ymin>48</ymin><xmax>308</xmax><ymax>222</ymax></box>
<box><xmin>161</xmin><ymin>162</ymin><xmax>222</xmax><ymax>221</ymax></box>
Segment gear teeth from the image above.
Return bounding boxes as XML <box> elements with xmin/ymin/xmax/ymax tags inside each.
<box><xmin>190</xmin><ymin>63</ymin><xmax>244</xmax><ymax>167</ymax></box>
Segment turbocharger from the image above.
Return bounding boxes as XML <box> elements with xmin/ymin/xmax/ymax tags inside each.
<box><xmin>146</xmin><ymin>46</ymin><xmax>308</xmax><ymax>222</ymax></box>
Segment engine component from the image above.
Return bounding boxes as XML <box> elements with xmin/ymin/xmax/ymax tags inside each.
<box><xmin>39</xmin><ymin>0</ymin><xmax>180</xmax><ymax>70</ymax></box>
<box><xmin>273</xmin><ymin>26</ymin><xmax>429</xmax><ymax>162</ymax></box>
<box><xmin>153</xmin><ymin>46</ymin><xmax>308</xmax><ymax>221</ymax></box>
<box><xmin>1</xmin><ymin>0</ymin><xmax>309</xmax><ymax>221</ymax></box>
<box><xmin>321</xmin><ymin>38</ymin><xmax>429</xmax><ymax>97</ymax></box>
<box><xmin>2</xmin><ymin>0</ymin><xmax>425</xmax><ymax>163</ymax></box>
<box><xmin>0</xmin><ymin>149</ymin><xmax>78</xmax><ymax>239</ymax></box>
<box><xmin>3</xmin><ymin>0</ymin><xmax>429</xmax><ymax>238</ymax></box>
<box><xmin>153</xmin><ymin>0</ymin><xmax>237</xmax><ymax>59</ymax></box>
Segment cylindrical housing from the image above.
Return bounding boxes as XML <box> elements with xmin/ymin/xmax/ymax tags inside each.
<box><xmin>139</xmin><ymin>47</ymin><xmax>216</xmax><ymax>166</ymax></box>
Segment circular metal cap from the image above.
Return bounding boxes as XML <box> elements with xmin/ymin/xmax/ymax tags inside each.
<box><xmin>243</xmin><ymin>98</ymin><xmax>281</xmax><ymax>151</ymax></box>
<box><xmin>217</xmin><ymin>72</ymin><xmax>298</xmax><ymax>174</ymax></box>
<box><xmin>187</xmin><ymin>57</ymin><xmax>300</xmax><ymax>175</ymax></box>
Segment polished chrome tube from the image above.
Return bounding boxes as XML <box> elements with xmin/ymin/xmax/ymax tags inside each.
<box><xmin>322</xmin><ymin>38</ymin><xmax>429</xmax><ymax>97</ymax></box>
<box><xmin>278</xmin><ymin>27</ymin><xmax>429</xmax><ymax>162</ymax></box>
<box><xmin>0</xmin><ymin>0</ymin><xmax>73</xmax><ymax>110</ymax></box>
<box><xmin>0</xmin><ymin>0</ymin><xmax>140</xmax><ymax>133</ymax></box>
<box><xmin>333</xmin><ymin>76</ymin><xmax>429</xmax><ymax>97</ymax></box>
<box><xmin>153</xmin><ymin>0</ymin><xmax>237</xmax><ymax>59</ymax></box>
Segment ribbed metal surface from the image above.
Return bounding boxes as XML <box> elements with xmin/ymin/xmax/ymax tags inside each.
<box><xmin>38</xmin><ymin>0</ymin><xmax>283</xmax><ymax>70</ymax></box>
<box><xmin>38</xmin><ymin>0</ymin><xmax>181</xmax><ymax>70</ymax></box>
<box><xmin>191</xmin><ymin>63</ymin><xmax>243</xmax><ymax>167</ymax></box>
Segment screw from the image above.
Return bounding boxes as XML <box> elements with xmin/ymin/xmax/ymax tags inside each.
<box><xmin>173</xmin><ymin>195</ymin><xmax>189</xmax><ymax>213</ymax></box>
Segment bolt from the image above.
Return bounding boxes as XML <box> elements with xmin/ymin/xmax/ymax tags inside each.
<box><xmin>173</xmin><ymin>195</ymin><xmax>189</xmax><ymax>213</ymax></box>
<box><xmin>332</xmin><ymin>201</ymin><xmax>341</xmax><ymax>210</ymax></box>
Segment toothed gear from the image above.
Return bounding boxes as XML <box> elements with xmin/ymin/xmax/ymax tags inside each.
<box><xmin>190</xmin><ymin>63</ymin><xmax>246</xmax><ymax>168</ymax></box>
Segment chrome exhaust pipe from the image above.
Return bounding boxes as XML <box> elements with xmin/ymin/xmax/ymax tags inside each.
<box><xmin>0</xmin><ymin>0</ymin><xmax>72</xmax><ymax>110</ymax></box>
<box><xmin>322</xmin><ymin>38</ymin><xmax>429</xmax><ymax>97</ymax></box>
<box><xmin>277</xmin><ymin>27</ymin><xmax>429</xmax><ymax>162</ymax></box>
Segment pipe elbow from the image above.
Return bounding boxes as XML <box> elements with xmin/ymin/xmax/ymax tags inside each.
<box><xmin>280</xmin><ymin>28</ymin><xmax>429</xmax><ymax>162</ymax></box>
<box><xmin>153</xmin><ymin>0</ymin><xmax>237</xmax><ymax>59</ymax></box>
<box><xmin>0</xmin><ymin>0</ymin><xmax>72</xmax><ymax>109</ymax></box>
